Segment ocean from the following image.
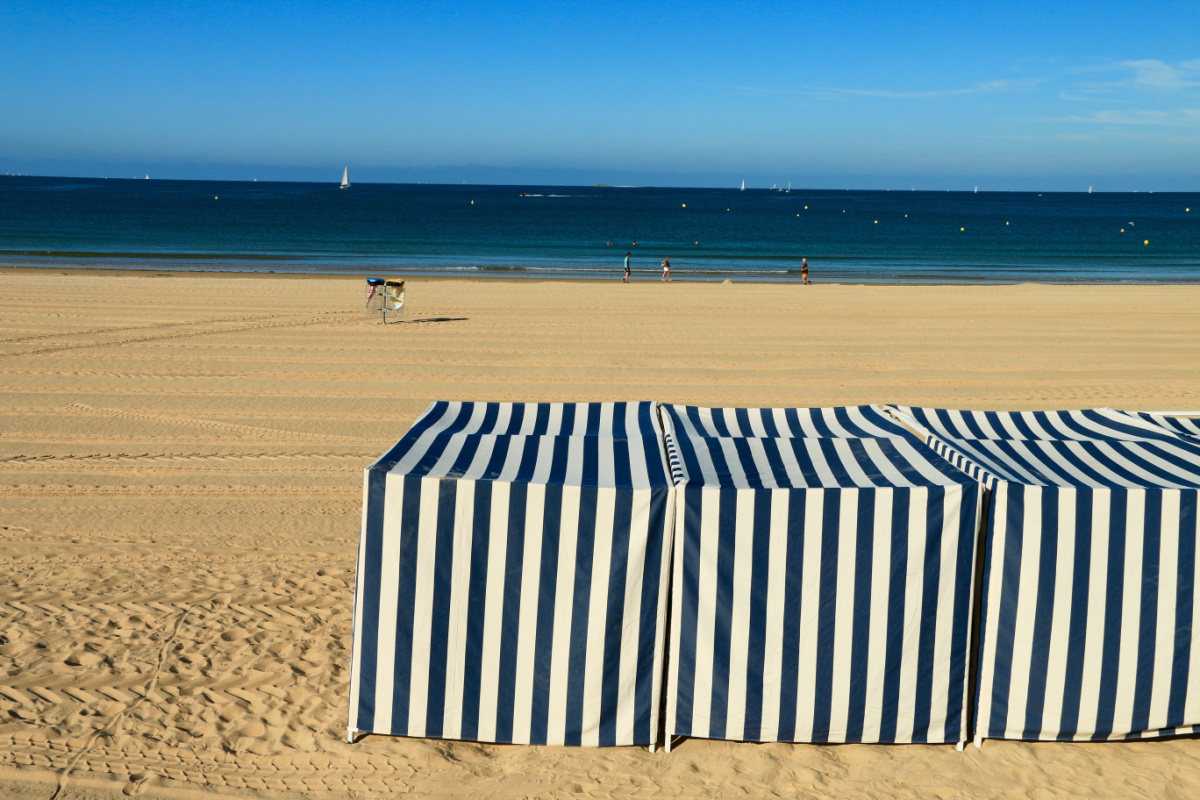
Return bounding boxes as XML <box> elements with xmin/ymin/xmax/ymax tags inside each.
<box><xmin>1</xmin><ymin>176</ymin><xmax>1197</xmax><ymax>283</ymax></box>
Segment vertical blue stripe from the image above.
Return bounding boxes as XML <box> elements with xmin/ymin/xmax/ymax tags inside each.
<box><xmin>632</xmin><ymin>487</ymin><xmax>669</xmax><ymax>746</ymax></box>
<box><xmin>761</xmin><ymin>409</ymin><xmax>781</xmax><ymax>438</ymax></box>
<box><xmin>564</xmin><ymin>485</ymin><xmax>598</xmax><ymax>745</ymax></box>
<box><xmin>600</xmin><ymin>480</ymin><xmax>634</xmax><ymax>745</ymax></box>
<box><xmin>459</xmin><ymin>481</ymin><xmax>492</xmax><ymax>741</ymax></box>
<box><xmin>423</xmin><ymin>480</ymin><xmax>459</xmax><ymax>738</ymax></box>
<box><xmin>741</xmin><ymin>489</ymin><xmax>773</xmax><ymax>740</ymax></box>
<box><xmin>985</xmin><ymin>483</ymin><xmax>1026</xmax><ymax>737</ymax></box>
<box><xmin>945</xmin><ymin>484</ymin><xmax>979</xmax><ymax>743</ymax></box>
<box><xmin>706</xmin><ymin>487</ymin><xmax>739</xmax><ymax>739</ymax></box>
<box><xmin>1130</xmin><ymin>490</ymin><xmax>1162</xmax><ymax>733</ymax></box>
<box><xmin>1168</xmin><ymin>492</ymin><xmax>1197</xmax><ymax>725</ymax></box>
<box><xmin>1093</xmin><ymin>489</ymin><xmax>1129</xmax><ymax>739</ymax></box>
<box><xmin>528</xmin><ymin>484</ymin><xmax>563</xmax><ymax>745</ymax></box>
<box><xmin>354</xmin><ymin>467</ymin><xmax>388</xmax><ymax>732</ymax></box>
<box><xmin>672</xmin><ymin>487</ymin><xmax>703</xmax><ymax>736</ymax></box>
<box><xmin>477</xmin><ymin>402</ymin><xmax>499</xmax><ymax>434</ymax></box>
<box><xmin>1022</xmin><ymin>488</ymin><xmax>1059</xmax><ymax>738</ymax></box>
<box><xmin>810</xmin><ymin>489</ymin><xmax>841</xmax><ymax>741</ymax></box>
<box><xmin>494</xmin><ymin>483</ymin><xmax>527</xmax><ymax>743</ymax></box>
<box><xmin>1056</xmin><ymin>488</ymin><xmax>1093</xmax><ymax>739</ymax></box>
<box><xmin>910</xmin><ymin>485</ymin><xmax>945</xmax><ymax>742</ymax></box>
<box><xmin>389</xmin><ymin>475</ymin><xmax>425</xmax><ymax>735</ymax></box>
<box><xmin>844</xmin><ymin>488</ymin><xmax>876</xmax><ymax>742</ymax></box>
<box><xmin>776</xmin><ymin>490</ymin><xmax>806</xmax><ymax>740</ymax></box>
<box><xmin>878</xmin><ymin>486</ymin><xmax>911</xmax><ymax>742</ymax></box>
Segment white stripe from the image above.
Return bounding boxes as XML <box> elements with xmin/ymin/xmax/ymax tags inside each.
<box><xmin>1039</xmin><ymin>488</ymin><xmax>1077</xmax><ymax>739</ymax></box>
<box><xmin>580</xmin><ymin>487</ymin><xmax>616</xmax><ymax>745</ymax></box>
<box><xmin>827</xmin><ymin>490</ymin><xmax>859</xmax><ymax>739</ymax></box>
<box><xmin>927</xmin><ymin>485</ymin><xmax>962</xmax><ymax>742</ymax></box>
<box><xmin>617</xmin><ymin>488</ymin><xmax>653</xmax><ymax>743</ymax></box>
<box><xmin>475</xmin><ymin>482</ymin><xmax>510</xmax><ymax>742</ymax></box>
<box><xmin>1148</xmin><ymin>491</ymin><xmax>1180</xmax><ymax>731</ymax></box>
<box><xmin>975</xmin><ymin>481</ymin><xmax>1008</xmax><ymax>740</ymax></box>
<box><xmin>665</xmin><ymin>490</ymin><xmax>687</xmax><ymax>737</ymax></box>
<box><xmin>1112</xmin><ymin>490</ymin><xmax>1146</xmax><ymax>735</ymax></box>
<box><xmin>758</xmin><ymin>489</ymin><xmax>790</xmax><ymax>740</ymax></box>
<box><xmin>747</xmin><ymin>408</ymin><xmax>770</xmax><ymax>438</ymax></box>
<box><xmin>348</xmin><ymin>471</ymin><xmax>372</xmax><ymax>731</ymax></box>
<box><xmin>1076</xmin><ymin>489</ymin><xmax>1112</xmax><ymax>736</ymax></box>
<box><xmin>690</xmin><ymin>488</ymin><xmax>721</xmax><ymax>735</ymax></box>
<box><xmin>370</xmin><ymin>471</ymin><xmax>408</xmax><ymax>733</ymax></box>
<box><xmin>440</xmin><ymin>480</ymin><xmax>476</xmax><ymax>739</ymax></box>
<box><xmin>793</xmin><ymin>490</ymin><xmax>825</xmax><ymax>740</ymax></box>
<box><xmin>530</xmin><ymin>437</ymin><xmax>556</xmax><ymax>484</ymax></box>
<box><xmin>491</xmin><ymin>403</ymin><xmax>513</xmax><ymax>435</ymax></box>
<box><xmin>830</xmin><ymin>440</ymin><xmax>874</xmax><ymax>487</ymax></box>
<box><xmin>724</xmin><ymin>489</ymin><xmax>757</xmax><ymax>740</ymax></box>
<box><xmin>861</xmin><ymin>489</ymin><xmax>893</xmax><ymax>742</ymax></box>
<box><xmin>599</xmin><ymin>402</ymin><xmax>615</xmax><ymax>438</ymax></box>
<box><xmin>1002</xmin><ymin>486</ymin><xmax>1042</xmax><ymax>738</ymax></box>
<box><xmin>894</xmin><ymin>487</ymin><xmax>927</xmax><ymax>742</ymax></box>
<box><xmin>859</xmin><ymin>439</ymin><xmax>912</xmax><ymax>487</ymax></box>
<box><xmin>546</xmin><ymin>485</ymin><xmax>581</xmax><ymax>745</ymax></box>
<box><xmin>511</xmin><ymin>483</ymin><xmax>546</xmax><ymax>744</ymax></box>
<box><xmin>405</xmin><ymin>477</ymin><xmax>442</xmax><ymax>736</ymax></box>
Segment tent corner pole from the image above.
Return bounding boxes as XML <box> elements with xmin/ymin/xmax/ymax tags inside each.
<box><xmin>974</xmin><ymin>735</ymin><xmax>983</xmax><ymax>749</ymax></box>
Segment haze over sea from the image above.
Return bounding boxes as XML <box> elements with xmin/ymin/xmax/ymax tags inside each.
<box><xmin>2</xmin><ymin>176</ymin><xmax>1196</xmax><ymax>283</ymax></box>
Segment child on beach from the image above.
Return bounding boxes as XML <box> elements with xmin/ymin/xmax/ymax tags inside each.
<box><xmin>661</xmin><ymin>256</ymin><xmax>672</xmax><ymax>282</ymax></box>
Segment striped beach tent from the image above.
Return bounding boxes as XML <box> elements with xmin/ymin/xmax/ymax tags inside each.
<box><xmin>349</xmin><ymin>401</ymin><xmax>675</xmax><ymax>747</ymax></box>
<box><xmin>892</xmin><ymin>407</ymin><xmax>1200</xmax><ymax>745</ymax></box>
<box><xmin>661</xmin><ymin>405</ymin><xmax>985</xmax><ymax>747</ymax></box>
<box><xmin>1106</xmin><ymin>409</ymin><xmax>1200</xmax><ymax>439</ymax></box>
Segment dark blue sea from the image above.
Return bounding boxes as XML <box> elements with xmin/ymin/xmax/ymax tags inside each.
<box><xmin>2</xmin><ymin>176</ymin><xmax>1197</xmax><ymax>282</ymax></box>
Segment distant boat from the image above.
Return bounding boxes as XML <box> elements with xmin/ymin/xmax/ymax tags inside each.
<box><xmin>1089</xmin><ymin>186</ymin><xmax>1093</xmax><ymax>194</ymax></box>
<box><xmin>786</xmin><ymin>182</ymin><xmax>790</xmax><ymax>193</ymax></box>
<box><xmin>974</xmin><ymin>186</ymin><xmax>978</xmax><ymax>193</ymax></box>
<box><xmin>340</xmin><ymin>167</ymin><xmax>350</xmax><ymax>189</ymax></box>
<box><xmin>740</xmin><ymin>180</ymin><xmax>745</xmax><ymax>191</ymax></box>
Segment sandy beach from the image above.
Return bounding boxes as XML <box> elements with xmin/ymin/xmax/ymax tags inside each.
<box><xmin>3</xmin><ymin>268</ymin><xmax>1200</xmax><ymax>800</ymax></box>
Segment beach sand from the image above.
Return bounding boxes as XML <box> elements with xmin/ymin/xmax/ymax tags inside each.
<box><xmin>2</xmin><ymin>269</ymin><xmax>1199</xmax><ymax>800</ymax></box>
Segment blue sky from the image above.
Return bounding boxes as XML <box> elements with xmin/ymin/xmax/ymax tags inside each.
<box><xmin>2</xmin><ymin>1</ymin><xmax>1199</xmax><ymax>189</ymax></box>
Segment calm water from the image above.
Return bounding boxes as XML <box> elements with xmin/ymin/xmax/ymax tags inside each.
<box><xmin>2</xmin><ymin>176</ymin><xmax>1197</xmax><ymax>282</ymax></box>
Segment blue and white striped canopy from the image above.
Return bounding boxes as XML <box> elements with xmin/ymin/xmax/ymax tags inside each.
<box><xmin>894</xmin><ymin>406</ymin><xmax>1200</xmax><ymax>489</ymax></box>
<box><xmin>661</xmin><ymin>404</ymin><xmax>984</xmax><ymax>746</ymax></box>
<box><xmin>1108</xmin><ymin>410</ymin><xmax>1200</xmax><ymax>439</ymax></box>
<box><xmin>349</xmin><ymin>401</ymin><xmax>674</xmax><ymax>747</ymax></box>
<box><xmin>891</xmin><ymin>407</ymin><xmax>1200</xmax><ymax>744</ymax></box>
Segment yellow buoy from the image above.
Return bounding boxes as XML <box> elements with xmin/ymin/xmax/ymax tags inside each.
<box><xmin>682</xmin><ymin>203</ymin><xmax>686</xmax><ymax>207</ymax></box>
<box><xmin>471</xmin><ymin>200</ymin><xmax>474</xmax><ymax>204</ymax></box>
<box><xmin>1187</xmin><ymin>208</ymin><xmax>1191</xmax><ymax>212</ymax></box>
<box><xmin>1144</xmin><ymin>239</ymin><xmax>1149</xmax><ymax>245</ymax></box>
<box><xmin>214</xmin><ymin>196</ymin><xmax>218</xmax><ymax>199</ymax></box>
<box><xmin>874</xmin><ymin>220</ymin><xmax>878</xmax><ymax>224</ymax></box>
<box><xmin>904</xmin><ymin>214</ymin><xmax>908</xmax><ymax>217</ymax></box>
<box><xmin>804</xmin><ymin>205</ymin><xmax>808</xmax><ymax>209</ymax></box>
<box><xmin>1006</xmin><ymin>221</ymin><xmax>1009</xmax><ymax>225</ymax></box>
<box><xmin>1121</xmin><ymin>228</ymin><xmax>1125</xmax><ymax>233</ymax></box>
<box><xmin>960</xmin><ymin>227</ymin><xmax>965</xmax><ymax>231</ymax></box>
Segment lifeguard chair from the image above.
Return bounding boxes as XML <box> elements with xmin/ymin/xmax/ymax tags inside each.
<box><xmin>365</xmin><ymin>278</ymin><xmax>405</xmax><ymax>324</ymax></box>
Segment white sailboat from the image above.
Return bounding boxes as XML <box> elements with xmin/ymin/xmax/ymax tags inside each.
<box><xmin>1089</xmin><ymin>186</ymin><xmax>1093</xmax><ymax>194</ymax></box>
<box><xmin>786</xmin><ymin>182</ymin><xmax>790</xmax><ymax>193</ymax></box>
<box><xmin>340</xmin><ymin>167</ymin><xmax>350</xmax><ymax>189</ymax></box>
<box><xmin>740</xmin><ymin>180</ymin><xmax>745</xmax><ymax>191</ymax></box>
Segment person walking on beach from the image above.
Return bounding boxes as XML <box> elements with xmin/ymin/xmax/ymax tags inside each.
<box><xmin>623</xmin><ymin>252</ymin><xmax>631</xmax><ymax>283</ymax></box>
<box><xmin>801</xmin><ymin>257</ymin><xmax>811</xmax><ymax>285</ymax></box>
<box><xmin>661</xmin><ymin>256</ymin><xmax>672</xmax><ymax>282</ymax></box>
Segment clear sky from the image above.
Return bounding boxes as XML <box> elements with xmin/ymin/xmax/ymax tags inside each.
<box><xmin>3</xmin><ymin>1</ymin><xmax>1198</xmax><ymax>189</ymax></box>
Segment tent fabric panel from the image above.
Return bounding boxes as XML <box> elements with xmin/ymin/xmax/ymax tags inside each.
<box><xmin>892</xmin><ymin>406</ymin><xmax>1194</xmax><ymax>444</ymax></box>
<box><xmin>973</xmin><ymin>485</ymin><xmax>1200</xmax><ymax>741</ymax></box>
<box><xmin>661</xmin><ymin>403</ymin><xmax>912</xmax><ymax>440</ymax></box>
<box><xmin>397</xmin><ymin>400</ymin><xmax>664</xmax><ymax>439</ymax></box>
<box><xmin>893</xmin><ymin>408</ymin><xmax>1200</xmax><ymax>489</ymax></box>
<box><xmin>662</xmin><ymin>411</ymin><xmax>976</xmax><ymax>490</ymax></box>
<box><xmin>381</xmin><ymin>432</ymin><xmax>671</xmax><ymax>490</ymax></box>
<box><xmin>349</xmin><ymin>474</ymin><xmax>674</xmax><ymax>746</ymax></box>
<box><xmin>1110</xmin><ymin>411</ymin><xmax>1200</xmax><ymax>440</ymax></box>
<box><xmin>666</xmin><ymin>483</ymin><xmax>982</xmax><ymax>744</ymax></box>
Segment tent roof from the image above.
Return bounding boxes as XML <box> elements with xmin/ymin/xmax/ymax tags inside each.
<box><xmin>893</xmin><ymin>407</ymin><xmax>1200</xmax><ymax>489</ymax></box>
<box><xmin>661</xmin><ymin>403</ymin><xmax>912</xmax><ymax>440</ymax></box>
<box><xmin>663</xmin><ymin>405</ymin><xmax>977</xmax><ymax>489</ymax></box>
<box><xmin>369</xmin><ymin>402</ymin><xmax>670</xmax><ymax>490</ymax></box>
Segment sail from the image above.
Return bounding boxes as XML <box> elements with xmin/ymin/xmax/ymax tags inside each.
<box><xmin>341</xmin><ymin>167</ymin><xmax>350</xmax><ymax>188</ymax></box>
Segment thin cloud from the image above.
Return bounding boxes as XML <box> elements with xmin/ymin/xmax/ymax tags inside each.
<box><xmin>1075</xmin><ymin>59</ymin><xmax>1200</xmax><ymax>93</ymax></box>
<box><xmin>1061</xmin><ymin>108</ymin><xmax>1200</xmax><ymax>126</ymax></box>
<box><xmin>816</xmin><ymin>78</ymin><xmax>1042</xmax><ymax>99</ymax></box>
